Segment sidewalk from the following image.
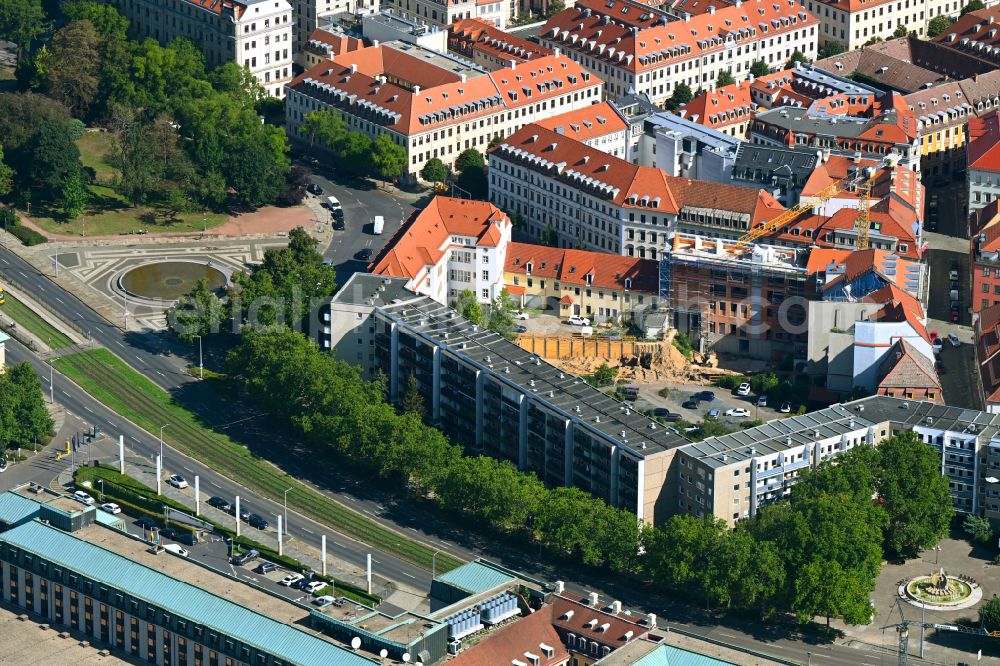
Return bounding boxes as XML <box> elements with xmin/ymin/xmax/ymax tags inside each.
<box><xmin>0</xmin><ymin>280</ymin><xmax>87</xmax><ymax>353</ymax></box>
<box><xmin>57</xmin><ymin>451</ymin><xmax>426</xmax><ymax>610</ymax></box>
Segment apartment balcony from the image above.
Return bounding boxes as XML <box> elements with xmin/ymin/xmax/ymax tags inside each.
<box><xmin>755</xmin><ymin>458</ymin><xmax>810</xmax><ymax>480</ymax></box>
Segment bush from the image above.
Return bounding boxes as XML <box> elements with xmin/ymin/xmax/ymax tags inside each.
<box><xmin>657</xmin><ymin>387</ymin><xmax>670</xmax><ymax>398</ymax></box>
<box><xmin>0</xmin><ymin>208</ymin><xmax>17</xmax><ymax>228</ymax></box>
<box><xmin>9</xmin><ymin>225</ymin><xmax>47</xmax><ymax>246</ymax></box>
<box><xmin>964</xmin><ymin>514</ymin><xmax>994</xmax><ymax>544</ymax></box>
<box><xmin>714</xmin><ymin>375</ymin><xmax>745</xmax><ymax>390</ymax></box>
<box><xmin>672</xmin><ymin>332</ymin><xmax>694</xmax><ymax>359</ymax></box>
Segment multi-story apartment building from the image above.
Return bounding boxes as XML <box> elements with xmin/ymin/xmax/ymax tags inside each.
<box><xmin>538</xmin><ymin>0</ymin><xmax>818</xmax><ymax>106</ymax></box>
<box><xmin>291</xmin><ymin>0</ymin><xmax>380</xmax><ymax>53</ymax></box>
<box><xmin>109</xmin><ymin>0</ymin><xmax>293</xmax><ymax>97</ymax></box>
<box><xmin>488</xmin><ymin>123</ymin><xmax>786</xmax><ymax>258</ymax></box>
<box><xmin>799</xmin><ymin>0</ymin><xmax>983</xmax><ymax>51</ymax></box>
<box><xmin>647</xmin><ymin>112</ymin><xmax>741</xmax><ymax>180</ymax></box>
<box><xmin>368</xmin><ymin>196</ymin><xmax>512</xmax><ymax>305</ymax></box>
<box><xmin>930</xmin><ymin>4</ymin><xmax>1000</xmax><ymax>71</ymax></box>
<box><xmin>503</xmin><ymin>242</ymin><xmax>660</xmax><ymax>323</ymax></box>
<box><xmin>676</xmin><ymin>395</ymin><xmax>1000</xmax><ymax>525</ymax></box>
<box><xmin>968</xmin><ymin>110</ymin><xmax>1000</xmax><ymax>214</ymax></box>
<box><xmin>977</xmin><ymin>302</ymin><xmax>1000</xmax><ymax>413</ymax></box>
<box><xmin>749</xmin><ymin>92</ymin><xmax>922</xmax><ymax>170</ymax></box>
<box><xmin>971</xmin><ymin>200</ymin><xmax>1000</xmax><ymax>312</ymax></box>
<box><xmin>447</xmin><ymin>18</ymin><xmax>553</xmax><ymax>70</ymax></box>
<box><xmin>362</xmin><ymin>9</ymin><xmax>449</xmax><ymax>51</ymax></box>
<box><xmin>285</xmin><ymin>42</ymin><xmax>603</xmax><ymax>181</ymax></box>
<box><xmin>534</xmin><ymin>102</ymin><xmax>632</xmax><ymax>160</ymax></box>
<box><xmin>298</xmin><ymin>26</ymin><xmax>365</xmax><ymax>69</ymax></box>
<box><xmin>382</xmin><ymin>0</ymin><xmax>514</xmax><ymax>30</ymax></box>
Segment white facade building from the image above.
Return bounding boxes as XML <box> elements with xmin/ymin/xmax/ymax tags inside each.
<box><xmin>109</xmin><ymin>0</ymin><xmax>294</xmax><ymax>97</ymax></box>
<box><xmin>382</xmin><ymin>0</ymin><xmax>514</xmax><ymax>29</ymax></box>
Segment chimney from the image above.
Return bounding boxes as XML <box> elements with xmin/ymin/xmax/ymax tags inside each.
<box><xmin>461</xmin><ymin>73</ymin><xmax>467</xmax><ymax>83</ymax></box>
<box><xmin>646</xmin><ymin>613</ymin><xmax>657</xmax><ymax>627</ymax></box>
<box><xmin>588</xmin><ymin>592</ymin><xmax>599</xmax><ymax>606</ymax></box>
<box><xmin>350</xmin><ymin>63</ymin><xmax>358</xmax><ymax>73</ymax></box>
<box><xmin>554</xmin><ymin>47</ymin><xmax>561</xmax><ymax>57</ymax></box>
<box><xmin>373</xmin><ymin>39</ymin><xmax>380</xmax><ymax>47</ymax></box>
<box><xmin>684</xmin><ymin>12</ymin><xmax>691</xmax><ymax>21</ymax></box>
<box><xmin>413</xmin><ymin>84</ymin><xmax>421</xmax><ymax>93</ymax></box>
<box><xmin>611</xmin><ymin>600</ymin><xmax>622</xmax><ymax>614</ymax></box>
<box><xmin>510</xmin><ymin>59</ymin><xmax>517</xmax><ymax>70</ymax></box>
<box><xmin>554</xmin><ymin>580</ymin><xmax>565</xmax><ymax>594</ymax></box>
<box><xmin>708</xmin><ymin>4</ymin><xmax>716</xmax><ymax>13</ymax></box>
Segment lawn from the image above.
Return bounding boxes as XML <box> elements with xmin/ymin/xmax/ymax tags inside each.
<box><xmin>23</xmin><ymin>132</ymin><xmax>229</xmax><ymax>238</ymax></box>
<box><xmin>0</xmin><ymin>293</ymin><xmax>74</xmax><ymax>349</ymax></box>
<box><xmin>54</xmin><ymin>348</ymin><xmax>464</xmax><ymax>574</ymax></box>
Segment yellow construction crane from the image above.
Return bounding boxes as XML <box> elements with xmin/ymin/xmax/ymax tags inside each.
<box><xmin>737</xmin><ymin>165</ymin><xmax>878</xmax><ymax>248</ymax></box>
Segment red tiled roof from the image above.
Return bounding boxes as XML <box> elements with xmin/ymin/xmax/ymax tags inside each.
<box><xmin>801</xmin><ymin>157</ymin><xmax>923</xmax><ymax>216</ymax></box>
<box><xmin>534</xmin><ymin>102</ymin><xmax>629</xmax><ymax>142</ymax></box>
<box><xmin>973</xmin><ymin>199</ymin><xmax>1000</xmax><ymax>253</ymax></box>
<box><xmin>369</xmin><ymin>196</ymin><xmax>509</xmax><ymax>279</ymax></box>
<box><xmin>968</xmin><ymin>111</ymin><xmax>1000</xmax><ymax>173</ymax></box>
<box><xmin>306</xmin><ymin>28</ymin><xmax>365</xmax><ymax>58</ymax></box>
<box><xmin>932</xmin><ymin>6</ymin><xmax>1000</xmax><ymax>50</ymax></box>
<box><xmin>809</xmin><ymin>0</ymin><xmax>895</xmax><ymax>14</ymax></box>
<box><xmin>505</xmin><ymin>242</ymin><xmax>659</xmax><ymax>292</ymax></box>
<box><xmin>449</xmin><ymin>607</ymin><xmax>568</xmax><ymax>666</ymax></box>
<box><xmin>863</xmin><ymin>284</ymin><xmax>930</xmax><ymax>342</ymax></box>
<box><xmin>679</xmin><ymin>80</ymin><xmax>757</xmax><ymax>130</ymax></box>
<box><xmin>449</xmin><ymin>18</ymin><xmax>553</xmax><ymax>64</ymax></box>
<box><xmin>289</xmin><ymin>47</ymin><xmax>600</xmax><ymax>136</ymax></box>
<box><xmin>977</xmin><ymin>302</ymin><xmax>1000</xmax><ymax>403</ymax></box>
<box><xmin>549</xmin><ymin>594</ymin><xmax>648</xmax><ymax>649</ymax></box>
<box><xmin>820</xmin><ymin>248</ymin><xmax>913</xmax><ymax>291</ymax></box>
<box><xmin>189</xmin><ymin>0</ymin><xmax>245</xmax><ymax>18</ymax></box>
<box><xmin>771</xmin><ymin>208</ymin><xmax>919</xmax><ymax>260</ymax></box>
<box><xmin>541</xmin><ymin>0</ymin><xmax>817</xmax><ymax>74</ymax></box>
<box><xmin>877</xmin><ymin>339</ymin><xmax>941</xmax><ymax>396</ymax></box>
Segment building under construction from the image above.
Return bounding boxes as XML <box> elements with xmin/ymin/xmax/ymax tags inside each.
<box><xmin>661</xmin><ymin>234</ymin><xmax>813</xmax><ymax>362</ymax></box>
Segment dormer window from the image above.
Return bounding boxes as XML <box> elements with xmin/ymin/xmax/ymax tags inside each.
<box><xmin>526</xmin><ymin>262</ymin><xmax>533</xmax><ymax>274</ymax></box>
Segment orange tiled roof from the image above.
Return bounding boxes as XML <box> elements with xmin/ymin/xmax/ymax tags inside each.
<box><xmin>863</xmin><ymin>283</ymin><xmax>930</xmax><ymax>342</ymax></box>
<box><xmin>973</xmin><ymin>199</ymin><xmax>1000</xmax><ymax>253</ymax></box>
<box><xmin>549</xmin><ymin>594</ymin><xmax>649</xmax><ymax>649</ymax></box>
<box><xmin>771</xmin><ymin>209</ymin><xmax>919</xmax><ymax>260</ymax></box>
<box><xmin>877</xmin><ymin>339</ymin><xmax>941</xmax><ymax>395</ymax></box>
<box><xmin>820</xmin><ymin>247</ymin><xmax>918</xmax><ymax>293</ymax></box>
<box><xmin>189</xmin><ymin>0</ymin><xmax>245</xmax><ymax>18</ymax></box>
<box><xmin>932</xmin><ymin>6</ymin><xmax>1000</xmax><ymax>50</ymax></box>
<box><xmin>801</xmin><ymin>156</ymin><xmax>924</xmax><ymax>216</ymax></box>
<box><xmin>449</xmin><ymin>606</ymin><xmax>568</xmax><ymax>666</ymax></box>
<box><xmin>505</xmin><ymin>241</ymin><xmax>659</xmax><ymax>292</ymax></box>
<box><xmin>541</xmin><ymin>0</ymin><xmax>817</xmax><ymax>74</ymax></box>
<box><xmin>449</xmin><ymin>18</ymin><xmax>553</xmax><ymax>63</ymax></box>
<box><xmin>534</xmin><ymin>101</ymin><xmax>629</xmax><ymax>141</ymax></box>
<box><xmin>306</xmin><ymin>28</ymin><xmax>365</xmax><ymax>58</ymax></box>
<box><xmin>679</xmin><ymin>80</ymin><xmax>756</xmax><ymax>130</ymax></box>
<box><xmin>977</xmin><ymin>302</ymin><xmax>1000</xmax><ymax>402</ymax></box>
<box><xmin>369</xmin><ymin>196</ymin><xmax>509</xmax><ymax>280</ymax></box>
<box><xmin>968</xmin><ymin>111</ymin><xmax>1000</xmax><ymax>173</ymax></box>
<box><xmin>809</xmin><ymin>0</ymin><xmax>895</xmax><ymax>14</ymax></box>
<box><xmin>289</xmin><ymin>46</ymin><xmax>600</xmax><ymax>136</ymax></box>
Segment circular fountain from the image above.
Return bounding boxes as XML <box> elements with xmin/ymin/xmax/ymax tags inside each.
<box><xmin>118</xmin><ymin>261</ymin><xmax>228</xmax><ymax>303</ymax></box>
<box><xmin>899</xmin><ymin>568</ymin><xmax>982</xmax><ymax>610</ymax></box>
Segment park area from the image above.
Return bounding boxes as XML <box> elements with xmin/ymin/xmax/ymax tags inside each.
<box><xmin>25</xmin><ymin>131</ymin><xmax>227</xmax><ymax>238</ymax></box>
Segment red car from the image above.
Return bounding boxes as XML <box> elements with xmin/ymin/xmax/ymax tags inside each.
<box><xmin>929</xmin><ymin>330</ymin><xmax>939</xmax><ymax>340</ymax></box>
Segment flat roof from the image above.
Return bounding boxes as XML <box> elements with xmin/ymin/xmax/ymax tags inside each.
<box><xmin>378</xmin><ymin>296</ymin><xmax>691</xmax><ymax>457</ymax></box>
<box><xmin>385</xmin><ymin>41</ymin><xmax>486</xmax><ymax>80</ymax></box>
<box><xmin>0</xmin><ymin>520</ymin><xmax>377</xmax><ymax>666</ymax></box>
<box><xmin>434</xmin><ymin>561</ymin><xmax>514</xmax><ymax>594</ymax></box>
<box><xmin>682</xmin><ymin>396</ymin><xmax>1000</xmax><ymax>468</ymax></box>
<box><xmin>312</xmin><ymin>601</ymin><xmax>438</xmax><ymax>646</ymax></box>
<box><xmin>0</xmin><ymin>602</ymin><xmax>138</xmax><ymax>666</ymax></box>
<box><xmin>332</xmin><ymin>273</ymin><xmax>415</xmax><ymax>308</ymax></box>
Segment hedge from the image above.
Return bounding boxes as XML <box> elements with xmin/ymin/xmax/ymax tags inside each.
<box><xmin>9</xmin><ymin>225</ymin><xmax>47</xmax><ymax>246</ymax></box>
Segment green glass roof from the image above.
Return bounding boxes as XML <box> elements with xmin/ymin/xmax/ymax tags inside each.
<box><xmin>434</xmin><ymin>561</ymin><xmax>514</xmax><ymax>594</ymax></box>
<box><xmin>0</xmin><ymin>520</ymin><xmax>378</xmax><ymax>666</ymax></box>
<box><xmin>633</xmin><ymin>645</ymin><xmax>738</xmax><ymax>666</ymax></box>
<box><xmin>0</xmin><ymin>492</ymin><xmax>42</xmax><ymax>526</ymax></box>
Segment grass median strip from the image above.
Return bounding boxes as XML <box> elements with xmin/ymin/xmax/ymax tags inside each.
<box><xmin>54</xmin><ymin>348</ymin><xmax>464</xmax><ymax>574</ymax></box>
<box><xmin>1</xmin><ymin>293</ymin><xmax>74</xmax><ymax>349</ymax></box>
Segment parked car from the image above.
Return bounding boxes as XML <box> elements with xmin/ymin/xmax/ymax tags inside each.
<box><xmin>0</xmin><ymin>456</ymin><xmax>7</xmax><ymax>473</ymax></box>
<box><xmin>514</xmin><ymin>312</ymin><xmax>529</xmax><ymax>320</ymax></box>
<box><xmin>135</xmin><ymin>516</ymin><xmax>158</xmax><ymax>529</ymax></box>
<box><xmin>932</xmin><ymin>337</ymin><xmax>944</xmax><ymax>354</ymax></box>
<box><xmin>248</xmin><ymin>514</ymin><xmax>269</xmax><ymax>530</ymax></box>
<box><xmin>756</xmin><ymin>395</ymin><xmax>768</xmax><ymax>407</ymax></box>
<box><xmin>332</xmin><ymin>219</ymin><xmax>345</xmax><ymax>231</ymax></box>
<box><xmin>280</xmin><ymin>573</ymin><xmax>306</xmax><ymax>587</ymax></box>
<box><xmin>167</xmin><ymin>474</ymin><xmax>188</xmax><ymax>489</ymax></box>
<box><xmin>306</xmin><ymin>183</ymin><xmax>323</xmax><ymax>195</ymax></box>
<box><xmin>99</xmin><ymin>502</ymin><xmax>121</xmax><ymax>514</ymax></box>
<box><xmin>707</xmin><ymin>409</ymin><xmax>721</xmax><ymax>419</ymax></box>
<box><xmin>736</xmin><ymin>382</ymin><xmax>751</xmax><ymax>396</ymax></box>
<box><xmin>949</xmin><ymin>333</ymin><xmax>961</xmax><ymax>347</ymax></box>
<box><xmin>256</xmin><ymin>562</ymin><xmax>278</xmax><ymax>574</ymax></box>
<box><xmin>951</xmin><ymin>308</ymin><xmax>960</xmax><ymax>322</ymax></box>
<box><xmin>936</xmin><ymin>360</ymin><xmax>946</xmax><ymax>375</ymax></box>
<box><xmin>73</xmin><ymin>490</ymin><xmax>95</xmax><ymax>506</ymax></box>
<box><xmin>649</xmin><ymin>407</ymin><xmax>682</xmax><ymax>422</ymax></box>
<box><xmin>725</xmin><ymin>407</ymin><xmax>750</xmax><ymax>418</ymax></box>
<box><xmin>695</xmin><ymin>391</ymin><xmax>716</xmax><ymax>402</ymax></box>
<box><xmin>302</xmin><ymin>581</ymin><xmax>326</xmax><ymax>594</ymax></box>
<box><xmin>229</xmin><ymin>504</ymin><xmax>251</xmax><ymax>521</ymax></box>
<box><xmin>231</xmin><ymin>549</ymin><xmax>260</xmax><ymax>566</ymax></box>
<box><xmin>515</xmin><ymin>325</ymin><xmax>527</xmax><ymax>333</ymax></box>
<box><xmin>207</xmin><ymin>496</ymin><xmax>232</xmax><ymax>512</ymax></box>
<box><xmin>779</xmin><ymin>402</ymin><xmax>792</xmax><ymax>414</ymax></box>
<box><xmin>355</xmin><ymin>248</ymin><xmax>374</xmax><ymax>262</ymax></box>
<box><xmin>313</xmin><ymin>595</ymin><xmax>336</xmax><ymax>608</ymax></box>
<box><xmin>162</xmin><ymin>543</ymin><xmax>189</xmax><ymax>557</ymax></box>
<box><xmin>681</xmin><ymin>399</ymin><xmax>700</xmax><ymax>409</ymax></box>
<box><xmin>566</xmin><ymin>315</ymin><xmax>590</xmax><ymax>326</ymax></box>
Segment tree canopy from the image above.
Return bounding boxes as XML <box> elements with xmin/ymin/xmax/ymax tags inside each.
<box><xmin>716</xmin><ymin>70</ymin><xmax>736</xmax><ymax>87</ymax></box>
<box><xmin>420</xmin><ymin>157</ymin><xmax>448</xmax><ymax>184</ymax></box>
<box><xmin>927</xmin><ymin>15</ymin><xmax>954</xmax><ymax>37</ymax></box>
<box><xmin>961</xmin><ymin>0</ymin><xmax>985</xmax><ymax>14</ymax></box>
<box><xmin>749</xmin><ymin>60</ymin><xmax>771</xmax><ymax>77</ymax></box>
<box><xmin>0</xmin><ymin>362</ymin><xmax>54</xmax><ymax>449</ymax></box>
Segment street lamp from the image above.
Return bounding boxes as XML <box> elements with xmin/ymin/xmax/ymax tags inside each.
<box><xmin>935</xmin><ymin>545</ymin><xmax>942</xmax><ymax>564</ymax></box>
<box><xmin>283</xmin><ymin>487</ymin><xmax>293</xmax><ymax>541</ymax></box>
<box><xmin>98</xmin><ymin>479</ymin><xmax>105</xmax><ymax>502</ymax></box>
<box><xmin>159</xmin><ymin>424</ymin><xmax>170</xmax><ymax>470</ymax></box>
<box><xmin>194</xmin><ymin>335</ymin><xmax>204</xmax><ymax>380</ymax></box>
<box><xmin>432</xmin><ymin>549</ymin><xmax>441</xmax><ymax>580</ymax></box>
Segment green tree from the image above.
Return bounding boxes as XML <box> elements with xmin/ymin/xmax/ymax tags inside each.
<box><xmin>0</xmin><ymin>93</ymin><xmax>71</xmax><ymax>154</ymax></box>
<box><xmin>819</xmin><ymin>41</ymin><xmax>846</xmax><ymax>58</ymax></box>
<box><xmin>62</xmin><ymin>1</ymin><xmax>129</xmax><ymax>40</ymax></box>
<box><xmin>716</xmin><ymin>70</ymin><xmax>736</xmax><ymax>87</ymax></box>
<box><xmin>0</xmin><ymin>145</ymin><xmax>13</xmax><ymax>197</ymax></box>
<box><xmin>875</xmin><ymin>432</ymin><xmax>953</xmax><ymax>558</ymax></box>
<box><xmin>0</xmin><ymin>0</ymin><xmax>46</xmax><ymax>59</ymax></box>
<box><xmin>420</xmin><ymin>157</ymin><xmax>448</xmax><ymax>184</ymax></box>
<box><xmin>543</xmin><ymin>0</ymin><xmax>566</xmax><ymax>17</ymax></box>
<box><xmin>401</xmin><ymin>373</ymin><xmax>425</xmax><ymax>417</ymax></box>
<box><xmin>927</xmin><ymin>15</ymin><xmax>953</xmax><ymax>37</ymax></box>
<box><xmin>792</xmin><ymin>559</ymin><xmax>874</xmax><ymax>625</ymax></box>
<box><xmin>0</xmin><ymin>362</ymin><xmax>54</xmax><ymax>449</ymax></box>
<box><xmin>455</xmin><ymin>164</ymin><xmax>487</xmax><ymax>199</ymax></box>
<box><xmin>43</xmin><ymin>20</ymin><xmax>102</xmax><ymax>117</ymax></box>
<box><xmin>785</xmin><ymin>49</ymin><xmax>810</xmax><ymax>69</ymax></box>
<box><xmin>980</xmin><ymin>596</ymin><xmax>1000</xmax><ymax>632</ymax></box>
<box><xmin>963</xmin><ymin>514</ymin><xmax>994</xmax><ymax>544</ymax></box>
<box><xmin>960</xmin><ymin>0</ymin><xmax>985</xmax><ymax>14</ymax></box>
<box><xmin>645</xmin><ymin>516</ymin><xmax>729</xmax><ymax>607</ymax></box>
<box><xmin>749</xmin><ymin>60</ymin><xmax>771</xmax><ymax>77</ymax></box>
<box><xmin>60</xmin><ymin>170</ymin><xmax>89</xmax><ymax>219</ymax></box>
<box><xmin>167</xmin><ymin>278</ymin><xmax>224</xmax><ymax>342</ymax></box>
<box><xmin>371</xmin><ymin>133</ymin><xmax>406</xmax><ymax>185</ymax></box>
<box><xmin>749</xmin><ymin>371</ymin><xmax>779</xmax><ymax>396</ymax></box>
<box><xmin>487</xmin><ymin>134</ymin><xmax>504</xmax><ymax>150</ymax></box>
<box><xmin>436</xmin><ymin>455</ymin><xmax>544</xmax><ymax>532</ymax></box>
<box><xmin>540</xmin><ymin>224</ymin><xmax>558</xmax><ymax>247</ymax></box>
<box><xmin>455</xmin><ymin>148</ymin><xmax>485</xmax><ymax>172</ymax></box>
<box><xmin>485</xmin><ymin>288</ymin><xmax>517</xmax><ymax>338</ymax></box>
<box><xmin>892</xmin><ymin>24</ymin><xmax>909</xmax><ymax>38</ymax></box>
<box><xmin>221</xmin><ymin>128</ymin><xmax>290</xmax><ymax>207</ymax></box>
<box><xmin>591</xmin><ymin>363</ymin><xmax>617</xmax><ymax>387</ymax></box>
<box><xmin>665</xmin><ymin>82</ymin><xmax>693</xmax><ymax>111</ymax></box>
<box><xmin>454</xmin><ymin>289</ymin><xmax>483</xmax><ymax>323</ymax></box>
<box><xmin>16</xmin><ymin>120</ymin><xmax>82</xmax><ymax>202</ymax></box>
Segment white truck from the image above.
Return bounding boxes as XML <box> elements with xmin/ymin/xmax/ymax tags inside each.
<box><xmin>372</xmin><ymin>215</ymin><xmax>384</xmax><ymax>235</ymax></box>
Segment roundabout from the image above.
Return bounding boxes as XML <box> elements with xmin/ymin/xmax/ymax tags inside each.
<box><xmin>898</xmin><ymin>568</ymin><xmax>983</xmax><ymax>611</ymax></box>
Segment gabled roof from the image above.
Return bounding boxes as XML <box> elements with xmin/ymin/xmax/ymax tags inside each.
<box><xmin>534</xmin><ymin>101</ymin><xmax>629</xmax><ymax>141</ymax></box>
<box><xmin>932</xmin><ymin>6</ymin><xmax>1000</xmax><ymax>52</ymax></box>
<box><xmin>877</xmin><ymin>339</ymin><xmax>941</xmax><ymax>392</ymax></box>
<box><xmin>449</xmin><ymin>606</ymin><xmax>568</xmax><ymax>666</ymax></box>
<box><xmin>549</xmin><ymin>594</ymin><xmax>648</xmax><ymax>649</ymax></box>
<box><xmin>973</xmin><ymin>199</ymin><xmax>1000</xmax><ymax>253</ymax></box>
<box><xmin>801</xmin><ymin>156</ymin><xmax>923</xmax><ymax>215</ymax></box>
<box><xmin>505</xmin><ymin>242</ymin><xmax>659</xmax><ymax>292</ymax></box>
<box><xmin>305</xmin><ymin>28</ymin><xmax>365</xmax><ymax>58</ymax></box>
<box><xmin>541</xmin><ymin>0</ymin><xmax>817</xmax><ymax>74</ymax></box>
<box><xmin>369</xmin><ymin>197</ymin><xmax>510</xmax><ymax>279</ymax></box>
<box><xmin>679</xmin><ymin>79</ymin><xmax>757</xmax><ymax>129</ymax></box>
<box><xmin>968</xmin><ymin>110</ymin><xmax>1000</xmax><ymax>173</ymax></box>
<box><xmin>978</xmin><ymin>302</ymin><xmax>1000</xmax><ymax>402</ymax></box>
<box><xmin>863</xmin><ymin>284</ymin><xmax>929</xmax><ymax>342</ymax></box>
<box><xmin>449</xmin><ymin>18</ymin><xmax>553</xmax><ymax>63</ymax></box>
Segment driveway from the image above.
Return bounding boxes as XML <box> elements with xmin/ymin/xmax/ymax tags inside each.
<box><xmin>634</xmin><ymin>379</ymin><xmax>783</xmax><ymax>425</ymax></box>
